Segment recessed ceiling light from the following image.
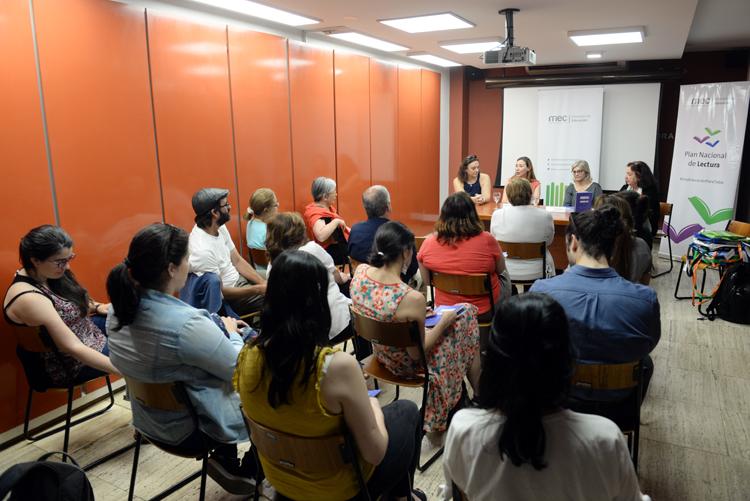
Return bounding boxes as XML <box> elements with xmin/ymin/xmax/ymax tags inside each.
<box><xmin>568</xmin><ymin>27</ymin><xmax>644</xmax><ymax>47</ymax></box>
<box><xmin>188</xmin><ymin>0</ymin><xmax>319</xmax><ymax>27</ymax></box>
<box><xmin>408</xmin><ymin>53</ymin><xmax>461</xmax><ymax>67</ymax></box>
<box><xmin>380</xmin><ymin>13</ymin><xmax>474</xmax><ymax>34</ymax></box>
<box><xmin>327</xmin><ymin>31</ymin><xmax>408</xmax><ymax>52</ymax></box>
<box><xmin>586</xmin><ymin>51</ymin><xmax>603</xmax><ymax>59</ymax></box>
<box><xmin>440</xmin><ymin>39</ymin><xmax>503</xmax><ymax>54</ymax></box>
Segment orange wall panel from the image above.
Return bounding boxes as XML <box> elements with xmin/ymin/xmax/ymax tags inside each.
<box><xmin>34</xmin><ymin>0</ymin><xmax>161</xmax><ymax>300</ymax></box>
<box><xmin>395</xmin><ymin>67</ymin><xmax>423</xmax><ymax>229</ymax></box>
<box><xmin>420</xmin><ymin>69</ymin><xmax>441</xmax><ymax>221</ymax></box>
<box><xmin>449</xmin><ymin>68</ymin><xmax>468</xmax><ymax>191</ymax></box>
<box><xmin>147</xmin><ymin>14</ymin><xmax>240</xmax><ymax>241</ymax></box>
<box><xmin>288</xmin><ymin>42</ymin><xmax>336</xmax><ymax>212</ymax></box>
<box><xmin>334</xmin><ymin>52</ymin><xmax>371</xmax><ymax>224</ymax></box>
<box><xmin>467</xmin><ymin>80</ymin><xmax>501</xmax><ymax>186</ymax></box>
<box><xmin>369</xmin><ymin>60</ymin><xmax>398</xmax><ymax>210</ymax></box>
<box><xmin>0</xmin><ymin>0</ymin><xmax>59</xmax><ymax>433</ymax></box>
<box><xmin>228</xmin><ymin>29</ymin><xmax>294</xmax><ymax>246</ymax></box>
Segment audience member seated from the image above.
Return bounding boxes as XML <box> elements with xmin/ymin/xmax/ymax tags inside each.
<box><xmin>563</xmin><ymin>160</ymin><xmax>603</xmax><ymax>207</ymax></box>
<box><xmin>530</xmin><ymin>206</ymin><xmax>660</xmax><ymax>404</ymax></box>
<box><xmin>234</xmin><ymin>250</ymin><xmax>423</xmax><ymax>501</ymax></box>
<box><xmin>620</xmin><ymin>161</ymin><xmax>660</xmax><ymax>239</ymax></box>
<box><xmin>594</xmin><ymin>194</ymin><xmax>652</xmax><ymax>285</ymax></box>
<box><xmin>244</xmin><ymin>188</ymin><xmax>279</xmax><ymax>276</ymax></box>
<box><xmin>418</xmin><ymin>192</ymin><xmax>508</xmax><ymax>321</ymax></box>
<box><xmin>264</xmin><ymin>212</ymin><xmax>360</xmax><ymax>353</ymax></box>
<box><xmin>452</xmin><ymin>154</ymin><xmax>491</xmax><ymax>205</ymax></box>
<box><xmin>490</xmin><ymin>178</ymin><xmax>555</xmax><ymax>281</ymax></box>
<box><xmin>444</xmin><ymin>293</ymin><xmax>651</xmax><ymax>501</ymax></box>
<box><xmin>351</xmin><ymin>221</ymin><xmax>481</xmax><ymax>446</ymax></box>
<box><xmin>348</xmin><ymin>185</ymin><xmax>418</xmax><ymax>281</ymax></box>
<box><xmin>501</xmin><ymin>156</ymin><xmax>541</xmax><ymax>205</ymax></box>
<box><xmin>188</xmin><ymin>188</ymin><xmax>266</xmax><ymax>316</ymax></box>
<box><xmin>106</xmin><ymin>223</ymin><xmax>256</xmax><ymax>495</ymax></box>
<box><xmin>303</xmin><ymin>176</ymin><xmax>350</xmax><ymax>266</ymax></box>
<box><xmin>3</xmin><ymin>225</ymin><xmax>118</xmax><ymax>387</ymax></box>
<box><xmin>616</xmin><ymin>190</ymin><xmax>653</xmax><ymax>249</ymax></box>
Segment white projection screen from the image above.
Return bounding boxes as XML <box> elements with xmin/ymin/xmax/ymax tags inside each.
<box><xmin>500</xmin><ymin>83</ymin><xmax>661</xmax><ymax>193</ymax></box>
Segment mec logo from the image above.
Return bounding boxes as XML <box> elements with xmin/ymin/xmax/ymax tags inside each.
<box><xmin>548</xmin><ymin>115</ymin><xmax>568</xmax><ymax>123</ymax></box>
<box><xmin>691</xmin><ymin>97</ymin><xmax>712</xmax><ymax>105</ymax></box>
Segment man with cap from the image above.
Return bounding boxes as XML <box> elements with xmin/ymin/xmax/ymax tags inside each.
<box><xmin>189</xmin><ymin>188</ymin><xmax>266</xmax><ymax>316</ymax></box>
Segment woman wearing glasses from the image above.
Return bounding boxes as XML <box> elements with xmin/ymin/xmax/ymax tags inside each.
<box><xmin>563</xmin><ymin>160</ymin><xmax>603</xmax><ymax>207</ymax></box>
<box><xmin>453</xmin><ymin>154</ymin><xmax>492</xmax><ymax>205</ymax></box>
<box><xmin>3</xmin><ymin>225</ymin><xmax>118</xmax><ymax>387</ymax></box>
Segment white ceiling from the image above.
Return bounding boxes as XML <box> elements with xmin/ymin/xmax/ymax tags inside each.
<box><xmin>170</xmin><ymin>0</ymin><xmax>750</xmax><ymax>68</ymax></box>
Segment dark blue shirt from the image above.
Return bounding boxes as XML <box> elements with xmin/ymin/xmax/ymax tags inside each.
<box><xmin>529</xmin><ymin>265</ymin><xmax>660</xmax><ymax>364</ymax></box>
<box><xmin>463</xmin><ymin>178</ymin><xmax>481</xmax><ymax>196</ymax></box>
<box><xmin>348</xmin><ymin>217</ymin><xmax>418</xmax><ymax>280</ymax></box>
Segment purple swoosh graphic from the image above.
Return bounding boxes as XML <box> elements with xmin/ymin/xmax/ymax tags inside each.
<box><xmin>665</xmin><ymin>223</ymin><xmax>703</xmax><ymax>243</ymax></box>
<box><xmin>693</xmin><ymin>136</ymin><xmax>709</xmax><ymax>143</ymax></box>
<box><xmin>706</xmin><ymin>140</ymin><xmax>720</xmax><ymax>147</ymax></box>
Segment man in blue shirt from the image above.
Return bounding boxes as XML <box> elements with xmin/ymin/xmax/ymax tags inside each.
<box><xmin>348</xmin><ymin>185</ymin><xmax>418</xmax><ymax>281</ymax></box>
<box><xmin>530</xmin><ymin>206</ymin><xmax>660</xmax><ymax>403</ymax></box>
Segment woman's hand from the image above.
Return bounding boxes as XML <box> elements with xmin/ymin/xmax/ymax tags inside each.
<box><xmin>221</xmin><ymin>316</ymin><xmax>238</xmax><ymax>333</ymax></box>
<box><xmin>437</xmin><ymin>308</ymin><xmax>458</xmax><ymax>329</ymax></box>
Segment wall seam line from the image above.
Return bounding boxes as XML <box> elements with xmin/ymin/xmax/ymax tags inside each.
<box><xmin>225</xmin><ymin>26</ymin><xmax>244</xmax><ymax>254</ymax></box>
<box><xmin>286</xmin><ymin>40</ymin><xmax>297</xmax><ymax>211</ymax></box>
<box><xmin>143</xmin><ymin>9</ymin><xmax>166</xmax><ymax>223</ymax></box>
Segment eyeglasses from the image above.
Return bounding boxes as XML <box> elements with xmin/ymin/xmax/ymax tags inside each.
<box><xmin>218</xmin><ymin>202</ymin><xmax>231</xmax><ymax>210</ymax></box>
<box><xmin>49</xmin><ymin>253</ymin><xmax>76</xmax><ymax>268</ymax></box>
<box><xmin>572</xmin><ymin>169</ymin><xmax>585</xmax><ymax>174</ymax></box>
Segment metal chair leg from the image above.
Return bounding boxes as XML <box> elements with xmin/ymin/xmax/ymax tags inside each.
<box><xmin>62</xmin><ymin>388</ymin><xmax>74</xmax><ymax>460</ymax></box>
<box><xmin>22</xmin><ymin>387</ymin><xmax>34</xmax><ymax>440</ymax></box>
<box><xmin>198</xmin><ymin>453</ymin><xmax>208</xmax><ymax>501</ymax></box>
<box><xmin>128</xmin><ymin>433</ymin><xmax>142</xmax><ymax>501</ymax></box>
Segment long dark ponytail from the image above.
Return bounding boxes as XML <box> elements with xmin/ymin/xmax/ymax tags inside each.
<box><xmin>106</xmin><ymin>223</ymin><xmax>188</xmax><ymax>330</ymax></box>
<box><xmin>477</xmin><ymin>293</ymin><xmax>572</xmax><ymax>470</ymax></box>
<box><xmin>19</xmin><ymin>225</ymin><xmax>89</xmax><ymax>315</ymax></box>
<box><xmin>253</xmin><ymin>250</ymin><xmax>331</xmax><ymax>408</ymax></box>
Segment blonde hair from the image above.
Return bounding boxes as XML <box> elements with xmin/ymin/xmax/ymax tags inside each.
<box><xmin>571</xmin><ymin>160</ymin><xmax>591</xmax><ymax>182</ymax></box>
<box><xmin>245</xmin><ymin>188</ymin><xmax>277</xmax><ymax>221</ymax></box>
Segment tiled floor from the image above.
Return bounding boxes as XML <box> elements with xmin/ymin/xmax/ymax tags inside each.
<box><xmin>1</xmin><ymin>258</ymin><xmax>749</xmax><ymax>500</ymax></box>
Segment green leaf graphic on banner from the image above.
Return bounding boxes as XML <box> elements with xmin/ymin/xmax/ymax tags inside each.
<box><xmin>704</xmin><ymin>127</ymin><xmax>721</xmax><ymax>136</ymax></box>
<box><xmin>688</xmin><ymin>196</ymin><xmax>733</xmax><ymax>225</ymax></box>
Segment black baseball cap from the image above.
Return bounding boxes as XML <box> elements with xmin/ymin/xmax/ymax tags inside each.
<box><xmin>192</xmin><ymin>188</ymin><xmax>230</xmax><ymax>217</ymax></box>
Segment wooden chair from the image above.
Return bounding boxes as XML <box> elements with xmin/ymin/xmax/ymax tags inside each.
<box><xmin>496</xmin><ymin>240</ymin><xmax>546</xmax><ymax>290</ymax></box>
<box><xmin>652</xmin><ymin>202</ymin><xmax>674</xmax><ymax>278</ymax></box>
<box><xmin>568</xmin><ymin>360</ymin><xmax>644</xmax><ymax>471</ymax></box>
<box><xmin>415</xmin><ymin>236</ymin><xmax>427</xmax><ymax>252</ymax></box>
<box><xmin>240</xmin><ymin>407</ymin><xmax>370</xmax><ymax>501</ymax></box>
<box><xmin>12</xmin><ymin>324</ymin><xmax>133</xmax><ymax>470</ymax></box>
<box><xmin>351</xmin><ymin>312</ymin><xmax>441</xmax><ymax>472</ymax></box>
<box><xmin>429</xmin><ymin>271</ymin><xmax>495</xmax><ymax>354</ymax></box>
<box><xmin>125</xmin><ymin>378</ymin><xmax>213</xmax><ymax>501</ymax></box>
<box><xmin>674</xmin><ymin>218</ymin><xmax>750</xmax><ymax>300</ymax></box>
<box><xmin>248</xmin><ymin>248</ymin><xmax>269</xmax><ymax>269</ymax></box>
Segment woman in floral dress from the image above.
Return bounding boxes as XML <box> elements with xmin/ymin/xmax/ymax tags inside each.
<box><xmin>350</xmin><ymin>221</ymin><xmax>481</xmax><ymax>436</ymax></box>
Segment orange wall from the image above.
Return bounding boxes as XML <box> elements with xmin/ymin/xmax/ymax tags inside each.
<box><xmin>467</xmin><ymin>80</ymin><xmax>502</xmax><ymax>187</ymax></box>
<box><xmin>0</xmin><ymin>1</ymin><xmax>442</xmax><ymax>436</ymax></box>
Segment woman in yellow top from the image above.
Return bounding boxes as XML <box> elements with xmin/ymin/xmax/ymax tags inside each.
<box><xmin>234</xmin><ymin>250</ymin><xmax>424</xmax><ymax>501</ymax></box>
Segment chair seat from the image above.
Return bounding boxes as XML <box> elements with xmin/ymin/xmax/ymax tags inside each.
<box><xmin>361</xmin><ymin>355</ymin><xmax>425</xmax><ymax>388</ymax></box>
<box><xmin>137</xmin><ymin>431</ymin><xmax>207</xmax><ymax>459</ymax></box>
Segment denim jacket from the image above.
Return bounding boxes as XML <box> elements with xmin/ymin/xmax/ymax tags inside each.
<box><xmin>107</xmin><ymin>289</ymin><xmax>247</xmax><ymax>445</ymax></box>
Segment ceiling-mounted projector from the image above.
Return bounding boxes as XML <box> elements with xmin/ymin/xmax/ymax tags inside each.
<box><xmin>483</xmin><ymin>8</ymin><xmax>536</xmax><ymax>67</ymax></box>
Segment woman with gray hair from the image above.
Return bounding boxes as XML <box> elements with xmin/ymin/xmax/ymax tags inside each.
<box><xmin>563</xmin><ymin>160</ymin><xmax>603</xmax><ymax>207</ymax></box>
<box><xmin>303</xmin><ymin>176</ymin><xmax>351</xmax><ymax>265</ymax></box>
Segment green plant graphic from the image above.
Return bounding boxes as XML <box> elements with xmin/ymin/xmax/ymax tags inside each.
<box><xmin>688</xmin><ymin>196</ymin><xmax>733</xmax><ymax>225</ymax></box>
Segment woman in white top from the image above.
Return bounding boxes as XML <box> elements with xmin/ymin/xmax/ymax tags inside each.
<box><xmin>444</xmin><ymin>293</ymin><xmax>650</xmax><ymax>501</ymax></box>
<box><xmin>265</xmin><ymin>212</ymin><xmax>356</xmax><ymax>346</ymax></box>
<box><xmin>562</xmin><ymin>160</ymin><xmax>603</xmax><ymax>207</ymax></box>
<box><xmin>490</xmin><ymin>178</ymin><xmax>555</xmax><ymax>281</ymax></box>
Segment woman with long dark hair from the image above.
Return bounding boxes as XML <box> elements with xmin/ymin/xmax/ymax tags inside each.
<box><xmin>444</xmin><ymin>293</ymin><xmax>650</xmax><ymax>500</ymax></box>
<box><xmin>452</xmin><ymin>154</ymin><xmax>492</xmax><ymax>204</ymax></box>
<box><xmin>235</xmin><ymin>250</ymin><xmax>423</xmax><ymax>501</ymax></box>
<box><xmin>621</xmin><ymin>160</ymin><xmax>660</xmax><ymax>238</ymax></box>
<box><xmin>3</xmin><ymin>225</ymin><xmax>117</xmax><ymax>386</ymax></box>
<box><xmin>502</xmin><ymin>156</ymin><xmax>541</xmax><ymax>205</ymax></box>
<box><xmin>106</xmin><ymin>223</ymin><xmax>256</xmax><ymax>495</ymax></box>
<box><xmin>351</xmin><ymin>221</ymin><xmax>481</xmax><ymax>446</ymax></box>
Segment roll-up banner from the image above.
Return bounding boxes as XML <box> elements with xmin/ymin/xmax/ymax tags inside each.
<box><xmin>662</xmin><ymin>82</ymin><xmax>750</xmax><ymax>258</ymax></box>
<box><xmin>537</xmin><ymin>87</ymin><xmax>603</xmax><ymax>206</ymax></box>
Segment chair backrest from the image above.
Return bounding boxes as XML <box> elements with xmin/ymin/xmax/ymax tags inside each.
<box><xmin>124</xmin><ymin>378</ymin><xmax>189</xmax><ymax>413</ymax></box>
<box><xmin>352</xmin><ymin>311</ymin><xmax>420</xmax><ymax>349</ymax></box>
<box><xmin>430</xmin><ymin>271</ymin><xmax>494</xmax><ymax>313</ymax></box>
<box><xmin>13</xmin><ymin>324</ymin><xmax>50</xmax><ymax>353</ymax></box>
<box><xmin>415</xmin><ymin>236</ymin><xmax>426</xmax><ymax>252</ymax></box>
<box><xmin>571</xmin><ymin>361</ymin><xmax>641</xmax><ymax>391</ymax></box>
<box><xmin>498</xmin><ymin>241</ymin><xmax>545</xmax><ymax>261</ymax></box>
<box><xmin>241</xmin><ymin>408</ymin><xmax>361</xmax><ymax>478</ymax></box>
<box><xmin>249</xmin><ymin>248</ymin><xmax>269</xmax><ymax>268</ymax></box>
<box><xmin>727</xmin><ymin>219</ymin><xmax>750</xmax><ymax>237</ymax></box>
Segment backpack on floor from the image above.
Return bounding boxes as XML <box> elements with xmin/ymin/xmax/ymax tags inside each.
<box><xmin>703</xmin><ymin>262</ymin><xmax>750</xmax><ymax>324</ymax></box>
<box><xmin>0</xmin><ymin>451</ymin><xmax>94</xmax><ymax>501</ymax></box>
